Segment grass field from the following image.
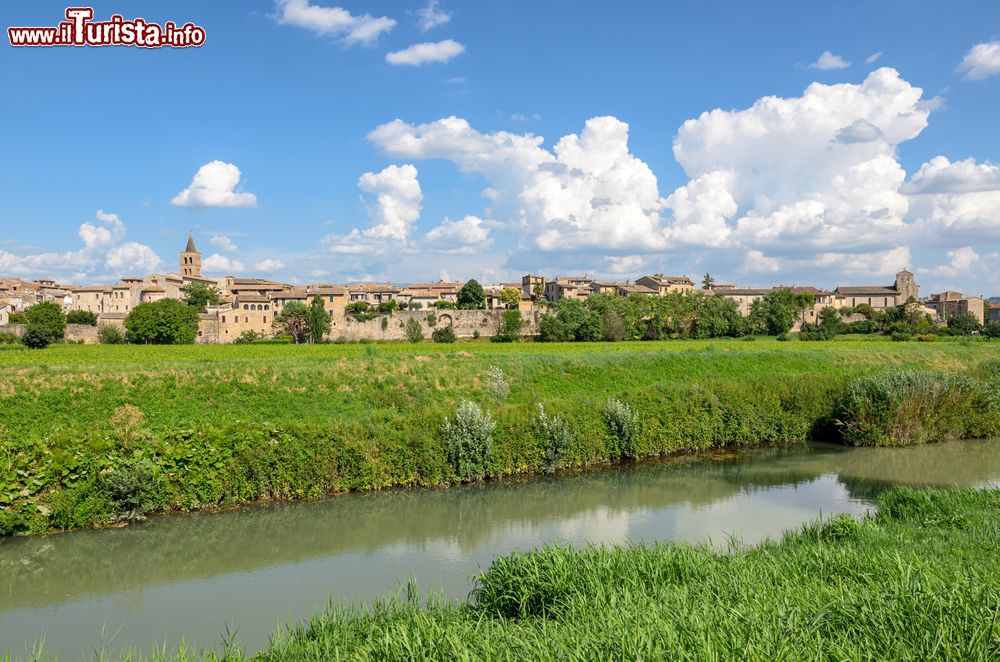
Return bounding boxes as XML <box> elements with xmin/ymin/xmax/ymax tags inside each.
<box><xmin>2</xmin><ymin>339</ymin><xmax>999</xmax><ymax>534</ymax></box>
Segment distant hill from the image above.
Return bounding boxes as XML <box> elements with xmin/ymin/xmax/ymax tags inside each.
<box><xmin>988</xmin><ymin>297</ymin><xmax>1000</xmax><ymax>304</ymax></box>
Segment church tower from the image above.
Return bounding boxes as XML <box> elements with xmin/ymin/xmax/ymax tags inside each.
<box><xmin>180</xmin><ymin>233</ymin><xmax>202</xmax><ymax>278</ymax></box>
<box><xmin>895</xmin><ymin>270</ymin><xmax>918</xmax><ymax>303</ymax></box>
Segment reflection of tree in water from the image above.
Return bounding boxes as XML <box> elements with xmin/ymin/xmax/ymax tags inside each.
<box><xmin>1</xmin><ymin>439</ymin><xmax>997</xmax><ymax>612</ymax></box>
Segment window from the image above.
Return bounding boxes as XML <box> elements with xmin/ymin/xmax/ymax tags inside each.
<box><xmin>222</xmin><ymin>315</ymin><xmax>226</xmax><ymax>323</ymax></box>
<box><xmin>263</xmin><ymin>316</ymin><xmax>267</xmax><ymax>324</ymax></box>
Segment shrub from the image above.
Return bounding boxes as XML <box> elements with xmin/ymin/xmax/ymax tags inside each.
<box><xmin>408</xmin><ymin>301</ymin><xmax>423</xmax><ymax>310</ymax></box>
<box><xmin>404</xmin><ymin>318</ymin><xmax>424</xmax><ymax>343</ymax></box>
<box><xmin>603</xmin><ymin>398</ymin><xmax>639</xmax><ymax>459</ymax></box>
<box><xmin>97</xmin><ymin>324</ymin><xmax>126</xmax><ymax>345</ymax></box>
<box><xmin>66</xmin><ymin>310</ymin><xmax>98</xmax><ymax>326</ymax></box>
<box><xmin>235</xmin><ymin>330</ymin><xmax>265</xmax><ymax>344</ymax></box>
<box><xmin>601</xmin><ymin>311</ymin><xmax>628</xmax><ymax>342</ymax></box>
<box><xmin>7</xmin><ymin>311</ymin><xmax>27</xmax><ymax>325</ymax></box>
<box><xmin>833</xmin><ymin>369</ymin><xmax>1000</xmax><ymax>446</ymax></box>
<box><xmin>432</xmin><ymin>326</ymin><xmax>456</xmax><ymax>343</ymax></box>
<box><xmin>984</xmin><ymin>321</ymin><xmax>1000</xmax><ymax>339</ymax></box>
<box><xmin>110</xmin><ymin>404</ymin><xmax>145</xmax><ymax>447</ymax></box>
<box><xmin>20</xmin><ymin>326</ymin><xmax>52</xmax><ymax>349</ymax></box>
<box><xmin>486</xmin><ymin>365</ymin><xmax>509</xmax><ymax>401</ymax></box>
<box><xmin>426</xmin><ymin>313</ymin><xmax>437</xmax><ymax>327</ymax></box>
<box><xmin>442</xmin><ymin>400</ymin><xmax>495</xmax><ymax>481</ymax></box>
<box><xmin>378</xmin><ymin>300</ymin><xmax>398</xmax><ymax>314</ymax></box>
<box><xmin>433</xmin><ymin>300</ymin><xmax>457</xmax><ymax>310</ymax></box>
<box><xmin>533</xmin><ymin>404</ymin><xmax>575</xmax><ymax>472</ymax></box>
<box><xmin>891</xmin><ymin>331</ymin><xmax>912</xmax><ymax>342</ymax></box>
<box><xmin>0</xmin><ymin>331</ymin><xmax>19</xmax><ymax>344</ymax></box>
<box><xmin>102</xmin><ymin>459</ymin><xmax>160</xmax><ymax>521</ymax></box>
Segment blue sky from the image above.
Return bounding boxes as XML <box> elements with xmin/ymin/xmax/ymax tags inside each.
<box><xmin>2</xmin><ymin>0</ymin><xmax>1000</xmax><ymax>295</ymax></box>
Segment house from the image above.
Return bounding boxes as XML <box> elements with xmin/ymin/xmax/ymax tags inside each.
<box><xmin>834</xmin><ymin>270</ymin><xmax>918</xmax><ymax>310</ymax></box>
<box><xmin>719</xmin><ymin>286</ymin><xmax>835</xmax><ymax>321</ymax></box>
<box><xmin>924</xmin><ymin>292</ymin><xmax>985</xmax><ymax>325</ymax></box>
<box><xmin>347</xmin><ymin>283</ymin><xmax>399</xmax><ymax>306</ymax></box>
<box><xmin>990</xmin><ymin>304</ymin><xmax>1000</xmax><ymax>323</ymax></box>
<box><xmin>397</xmin><ymin>280</ymin><xmax>462</xmax><ymax>308</ymax></box>
<box><xmin>635</xmin><ymin>275</ymin><xmax>695</xmax><ymax>295</ymax></box>
<box><xmin>485</xmin><ymin>284</ymin><xmax>533</xmax><ymax>311</ymax></box>
<box><xmin>544</xmin><ymin>276</ymin><xmax>593</xmax><ymax>302</ymax></box>
<box><xmin>521</xmin><ymin>274</ymin><xmax>545</xmax><ymax>300</ymax></box>
<box><xmin>0</xmin><ymin>301</ymin><xmax>10</xmax><ymax>326</ymax></box>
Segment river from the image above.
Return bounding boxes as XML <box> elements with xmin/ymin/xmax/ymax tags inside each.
<box><xmin>2</xmin><ymin>439</ymin><xmax>998</xmax><ymax>659</ymax></box>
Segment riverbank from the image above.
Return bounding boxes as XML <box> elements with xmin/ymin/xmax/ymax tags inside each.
<box><xmin>240</xmin><ymin>486</ymin><xmax>998</xmax><ymax>660</ymax></box>
<box><xmin>2</xmin><ymin>340</ymin><xmax>999</xmax><ymax>534</ymax></box>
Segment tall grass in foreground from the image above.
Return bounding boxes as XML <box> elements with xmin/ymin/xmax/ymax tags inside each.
<box><xmin>135</xmin><ymin>487</ymin><xmax>993</xmax><ymax>661</ymax></box>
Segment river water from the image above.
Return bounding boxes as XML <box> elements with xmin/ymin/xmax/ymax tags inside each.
<box><xmin>2</xmin><ymin>439</ymin><xmax>998</xmax><ymax>659</ymax></box>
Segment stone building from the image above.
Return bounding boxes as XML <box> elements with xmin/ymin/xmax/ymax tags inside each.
<box><xmin>180</xmin><ymin>233</ymin><xmax>202</xmax><ymax>278</ymax></box>
<box><xmin>833</xmin><ymin>270</ymin><xmax>918</xmax><ymax>310</ymax></box>
<box><xmin>634</xmin><ymin>274</ymin><xmax>695</xmax><ymax>295</ymax></box>
<box><xmin>924</xmin><ymin>291</ymin><xmax>985</xmax><ymax>325</ymax></box>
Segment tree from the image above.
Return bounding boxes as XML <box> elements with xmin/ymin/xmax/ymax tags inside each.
<box><xmin>985</xmin><ymin>321</ymin><xmax>1000</xmax><ymax>339</ymax></box>
<box><xmin>21</xmin><ymin>326</ymin><xmax>53</xmax><ymax>349</ymax></box>
<box><xmin>8</xmin><ymin>311</ymin><xmax>27</xmax><ymax>325</ymax></box>
<box><xmin>66</xmin><ymin>310</ymin><xmax>98</xmax><ymax>326</ymax></box>
<box><xmin>272</xmin><ymin>301</ymin><xmax>312</xmax><ymax>344</ymax></box>
<box><xmin>124</xmin><ymin>299</ymin><xmax>199</xmax><ymax>344</ymax></box>
<box><xmin>182</xmin><ymin>282</ymin><xmax>224</xmax><ymax>311</ymax></box>
<box><xmin>309</xmin><ymin>296</ymin><xmax>331</xmax><ymax>344</ymax></box>
<box><xmin>457</xmin><ymin>279</ymin><xmax>486</xmax><ymax>309</ymax></box>
<box><xmin>493</xmin><ymin>310</ymin><xmax>523</xmax><ymax>342</ymax></box>
<box><xmin>948</xmin><ymin>312</ymin><xmax>981</xmax><ymax>336</ymax></box>
<box><xmin>499</xmin><ymin>287</ymin><xmax>521</xmax><ymax>309</ymax></box>
<box><xmin>24</xmin><ymin>302</ymin><xmax>66</xmax><ymax>345</ymax></box>
<box><xmin>532</xmin><ymin>281</ymin><xmax>545</xmax><ymax>302</ymax></box>
<box><xmin>404</xmin><ymin>317</ymin><xmax>424</xmax><ymax>343</ymax></box>
<box><xmin>702</xmin><ymin>273</ymin><xmax>715</xmax><ymax>290</ymax></box>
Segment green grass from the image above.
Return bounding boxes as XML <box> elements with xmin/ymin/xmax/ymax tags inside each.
<box><xmin>2</xmin><ymin>339</ymin><xmax>999</xmax><ymax>534</ymax></box>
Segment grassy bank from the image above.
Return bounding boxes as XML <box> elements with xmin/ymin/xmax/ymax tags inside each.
<box><xmin>232</xmin><ymin>487</ymin><xmax>997</xmax><ymax>660</ymax></box>
<box><xmin>2</xmin><ymin>340</ymin><xmax>999</xmax><ymax>534</ymax></box>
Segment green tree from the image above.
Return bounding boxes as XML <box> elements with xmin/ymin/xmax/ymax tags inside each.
<box><xmin>948</xmin><ymin>312</ymin><xmax>981</xmax><ymax>336</ymax></box>
<box><xmin>182</xmin><ymin>282</ymin><xmax>224</xmax><ymax>311</ymax></box>
<box><xmin>24</xmin><ymin>302</ymin><xmax>66</xmax><ymax>345</ymax></box>
<box><xmin>499</xmin><ymin>287</ymin><xmax>521</xmax><ymax>309</ymax></box>
<box><xmin>273</xmin><ymin>301</ymin><xmax>312</xmax><ymax>344</ymax></box>
<box><xmin>7</xmin><ymin>311</ymin><xmax>27</xmax><ymax>325</ymax></box>
<box><xmin>492</xmin><ymin>310</ymin><xmax>523</xmax><ymax>342</ymax></box>
<box><xmin>702</xmin><ymin>273</ymin><xmax>715</xmax><ymax>290</ymax></box>
<box><xmin>124</xmin><ymin>299</ymin><xmax>199</xmax><ymax>344</ymax></box>
<box><xmin>532</xmin><ymin>281</ymin><xmax>545</xmax><ymax>302</ymax></box>
<box><xmin>404</xmin><ymin>317</ymin><xmax>424</xmax><ymax>343</ymax></box>
<box><xmin>457</xmin><ymin>279</ymin><xmax>486</xmax><ymax>309</ymax></box>
<box><xmin>748</xmin><ymin>290</ymin><xmax>811</xmax><ymax>336</ymax></box>
<box><xmin>97</xmin><ymin>324</ymin><xmax>126</xmax><ymax>345</ymax></box>
<box><xmin>21</xmin><ymin>326</ymin><xmax>53</xmax><ymax>349</ymax></box>
<box><xmin>309</xmin><ymin>296</ymin><xmax>331</xmax><ymax>344</ymax></box>
<box><xmin>66</xmin><ymin>310</ymin><xmax>98</xmax><ymax>326</ymax></box>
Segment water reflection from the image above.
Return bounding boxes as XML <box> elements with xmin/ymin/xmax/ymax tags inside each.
<box><xmin>1</xmin><ymin>439</ymin><xmax>997</xmax><ymax>658</ymax></box>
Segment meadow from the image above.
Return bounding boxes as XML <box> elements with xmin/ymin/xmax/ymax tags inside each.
<box><xmin>2</xmin><ymin>338</ymin><xmax>999</xmax><ymax>534</ymax></box>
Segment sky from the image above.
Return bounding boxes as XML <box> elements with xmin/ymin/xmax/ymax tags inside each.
<box><xmin>2</xmin><ymin>1</ymin><xmax>1000</xmax><ymax>296</ymax></box>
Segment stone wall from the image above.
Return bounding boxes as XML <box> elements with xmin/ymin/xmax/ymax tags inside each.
<box><xmin>329</xmin><ymin>309</ymin><xmax>540</xmax><ymax>342</ymax></box>
<box><xmin>0</xmin><ymin>323</ymin><xmax>100</xmax><ymax>343</ymax></box>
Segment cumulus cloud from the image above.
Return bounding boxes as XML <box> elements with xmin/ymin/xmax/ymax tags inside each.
<box><xmin>210</xmin><ymin>234</ymin><xmax>240</xmax><ymax>252</ymax></box>
<box><xmin>254</xmin><ymin>259</ymin><xmax>285</xmax><ymax>272</ymax></box>
<box><xmin>906</xmin><ymin>156</ymin><xmax>1000</xmax><ymax>194</ymax></box>
<box><xmin>386</xmin><ymin>39</ymin><xmax>464</xmax><ymax>66</ymax></box>
<box><xmin>0</xmin><ymin>210</ymin><xmax>162</xmax><ymax>281</ymax></box>
<box><xmin>743</xmin><ymin>250</ymin><xmax>780</xmax><ymax>273</ymax></box>
<box><xmin>809</xmin><ymin>51</ymin><xmax>850</xmax><ymax>70</ymax></box>
<box><xmin>425</xmin><ymin>215</ymin><xmax>492</xmax><ymax>253</ymax></box>
<box><xmin>927</xmin><ymin>246</ymin><xmax>980</xmax><ymax>277</ymax></box>
<box><xmin>273</xmin><ymin>0</ymin><xmax>395</xmax><ymax>45</ymax></box>
<box><xmin>815</xmin><ymin>246</ymin><xmax>911</xmax><ymax>277</ymax></box>
<box><xmin>416</xmin><ymin>0</ymin><xmax>451</xmax><ymax>31</ymax></box>
<box><xmin>203</xmin><ymin>253</ymin><xmax>245</xmax><ymax>274</ymax></box>
<box><xmin>172</xmin><ymin>161</ymin><xmax>257</xmax><ymax>208</ymax></box>
<box><xmin>321</xmin><ymin>164</ymin><xmax>423</xmax><ymax>258</ymax></box>
<box><xmin>958</xmin><ymin>40</ymin><xmax>1000</xmax><ymax>80</ymax></box>
<box><xmin>369</xmin><ymin>115</ymin><xmax>664</xmax><ymax>252</ymax></box>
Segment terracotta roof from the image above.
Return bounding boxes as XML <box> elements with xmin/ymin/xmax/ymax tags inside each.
<box><xmin>72</xmin><ymin>286</ymin><xmax>112</xmax><ymax>293</ymax></box>
<box><xmin>235</xmin><ymin>293</ymin><xmax>269</xmax><ymax>303</ymax></box>
<box><xmin>141</xmin><ymin>285</ymin><xmax>165</xmax><ymax>293</ymax></box>
<box><xmin>307</xmin><ymin>285</ymin><xmax>348</xmax><ymax>296</ymax></box>
<box><xmin>348</xmin><ymin>283</ymin><xmax>399</xmax><ymax>293</ymax></box>
<box><xmin>722</xmin><ymin>288</ymin><xmax>771</xmax><ymax>296</ymax></box>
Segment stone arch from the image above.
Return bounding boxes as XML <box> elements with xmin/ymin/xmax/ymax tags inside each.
<box><xmin>437</xmin><ymin>313</ymin><xmax>453</xmax><ymax>327</ymax></box>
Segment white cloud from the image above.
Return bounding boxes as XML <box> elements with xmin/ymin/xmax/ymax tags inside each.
<box><xmin>958</xmin><ymin>40</ymin><xmax>1000</xmax><ymax>80</ymax></box>
<box><xmin>357</xmin><ymin>164</ymin><xmax>423</xmax><ymax>241</ymax></box>
<box><xmin>927</xmin><ymin>246</ymin><xmax>980</xmax><ymax>277</ymax></box>
<box><xmin>254</xmin><ymin>259</ymin><xmax>285</xmax><ymax>272</ymax></box>
<box><xmin>425</xmin><ymin>215</ymin><xmax>492</xmax><ymax>253</ymax></box>
<box><xmin>203</xmin><ymin>253</ymin><xmax>245</xmax><ymax>274</ymax></box>
<box><xmin>105</xmin><ymin>243</ymin><xmax>163</xmax><ymax>275</ymax></box>
<box><xmin>416</xmin><ymin>0</ymin><xmax>451</xmax><ymax>31</ymax></box>
<box><xmin>815</xmin><ymin>246</ymin><xmax>910</xmax><ymax>276</ymax></box>
<box><xmin>78</xmin><ymin>209</ymin><xmax>127</xmax><ymax>249</ymax></box>
<box><xmin>865</xmin><ymin>52</ymin><xmax>882</xmax><ymax>64</ymax></box>
<box><xmin>172</xmin><ymin>161</ymin><xmax>257</xmax><ymax>208</ymax></box>
<box><xmin>809</xmin><ymin>51</ymin><xmax>851</xmax><ymax>70</ymax></box>
<box><xmin>604</xmin><ymin>255</ymin><xmax>644</xmax><ymax>274</ymax></box>
<box><xmin>369</xmin><ymin>115</ymin><xmax>665</xmax><ymax>252</ymax></box>
<box><xmin>210</xmin><ymin>234</ymin><xmax>240</xmax><ymax>252</ymax></box>
<box><xmin>273</xmin><ymin>0</ymin><xmax>395</xmax><ymax>45</ymax></box>
<box><xmin>386</xmin><ymin>39</ymin><xmax>464</xmax><ymax>66</ymax></box>
<box><xmin>510</xmin><ymin>113</ymin><xmax>542</xmax><ymax>122</ymax></box>
<box><xmin>906</xmin><ymin>156</ymin><xmax>1000</xmax><ymax>244</ymax></box>
<box><xmin>743</xmin><ymin>250</ymin><xmax>780</xmax><ymax>273</ymax></box>
<box><xmin>906</xmin><ymin>156</ymin><xmax>1000</xmax><ymax>195</ymax></box>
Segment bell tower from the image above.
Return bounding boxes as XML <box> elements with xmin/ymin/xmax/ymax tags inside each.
<box><xmin>895</xmin><ymin>270</ymin><xmax>918</xmax><ymax>303</ymax></box>
<box><xmin>180</xmin><ymin>232</ymin><xmax>202</xmax><ymax>278</ymax></box>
